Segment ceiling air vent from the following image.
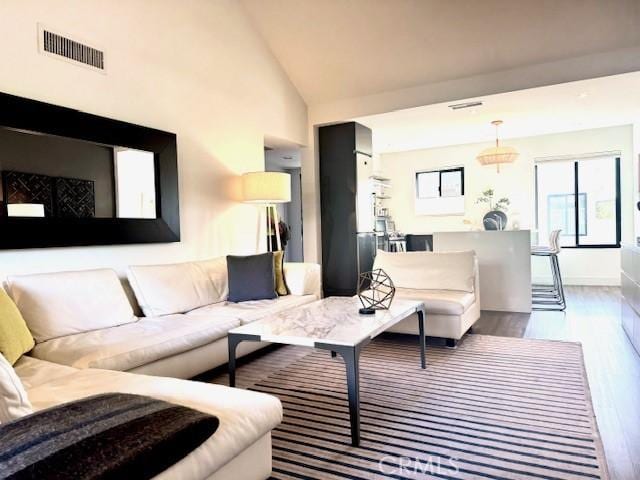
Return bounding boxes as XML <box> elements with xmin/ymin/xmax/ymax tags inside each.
<box><xmin>448</xmin><ymin>101</ymin><xmax>483</xmax><ymax>110</ymax></box>
<box><xmin>38</xmin><ymin>25</ymin><xmax>105</xmax><ymax>72</ymax></box>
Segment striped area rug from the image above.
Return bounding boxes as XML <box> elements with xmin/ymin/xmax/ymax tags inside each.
<box><xmin>246</xmin><ymin>334</ymin><xmax>608</xmax><ymax>480</ymax></box>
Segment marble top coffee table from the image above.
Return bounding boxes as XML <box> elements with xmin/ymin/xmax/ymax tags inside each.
<box><xmin>227</xmin><ymin>296</ymin><xmax>426</xmax><ymax>446</ymax></box>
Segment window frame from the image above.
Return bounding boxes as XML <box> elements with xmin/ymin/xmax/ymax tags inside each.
<box><xmin>415</xmin><ymin>167</ymin><xmax>465</xmax><ymax>199</ymax></box>
<box><xmin>534</xmin><ymin>157</ymin><xmax>621</xmax><ymax>249</ymax></box>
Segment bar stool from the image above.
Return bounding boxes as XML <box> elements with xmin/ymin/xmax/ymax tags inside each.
<box><xmin>531</xmin><ymin>229</ymin><xmax>566</xmax><ymax>310</ymax></box>
<box><xmin>388</xmin><ymin>237</ymin><xmax>406</xmax><ymax>252</ymax></box>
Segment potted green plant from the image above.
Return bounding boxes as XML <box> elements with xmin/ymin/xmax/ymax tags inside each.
<box><xmin>476</xmin><ymin>189</ymin><xmax>510</xmax><ymax>230</ymax></box>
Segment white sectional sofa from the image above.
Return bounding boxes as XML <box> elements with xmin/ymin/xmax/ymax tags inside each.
<box><xmin>6</xmin><ymin>258</ymin><xmax>321</xmax><ymax>379</ymax></box>
<box><xmin>4</xmin><ymin>258</ymin><xmax>322</xmax><ymax>479</ymax></box>
<box><xmin>373</xmin><ymin>250</ymin><xmax>480</xmax><ymax>346</ymax></box>
<box><xmin>2</xmin><ymin>250</ymin><xmax>478</xmax><ymax>478</ymax></box>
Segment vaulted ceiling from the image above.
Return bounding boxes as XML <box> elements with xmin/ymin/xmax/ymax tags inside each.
<box><xmin>240</xmin><ymin>0</ymin><xmax>640</xmax><ymax>105</ymax></box>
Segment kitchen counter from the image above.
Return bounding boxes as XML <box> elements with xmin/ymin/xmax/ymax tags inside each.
<box><xmin>432</xmin><ymin>230</ymin><xmax>532</xmax><ymax>313</ymax></box>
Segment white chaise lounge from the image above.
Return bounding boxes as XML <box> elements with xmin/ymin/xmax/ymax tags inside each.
<box><xmin>14</xmin><ymin>356</ymin><xmax>282</xmax><ymax>480</ymax></box>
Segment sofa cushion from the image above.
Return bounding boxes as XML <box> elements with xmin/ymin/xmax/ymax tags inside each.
<box><xmin>0</xmin><ymin>288</ymin><xmax>34</xmax><ymax>365</ymax></box>
<box><xmin>186</xmin><ymin>294</ymin><xmax>317</xmax><ymax>325</ymax></box>
<box><xmin>127</xmin><ymin>257</ymin><xmax>228</xmax><ymax>317</ymax></box>
<box><xmin>196</xmin><ymin>257</ymin><xmax>229</xmax><ymax>302</ymax></box>
<box><xmin>6</xmin><ymin>269</ymin><xmax>137</xmax><ymax>343</ymax></box>
<box><xmin>30</xmin><ymin>315</ymin><xmax>240</xmax><ymax>371</ymax></box>
<box><xmin>273</xmin><ymin>250</ymin><xmax>289</xmax><ymax>296</ymax></box>
<box><xmin>0</xmin><ymin>353</ymin><xmax>33</xmax><ymax>422</ymax></box>
<box><xmin>283</xmin><ymin>262</ymin><xmax>322</xmax><ymax>297</ymax></box>
<box><xmin>22</xmin><ymin>365</ymin><xmax>282</xmax><ymax>479</ymax></box>
<box><xmin>394</xmin><ymin>288</ymin><xmax>476</xmax><ymax>315</ymax></box>
<box><xmin>374</xmin><ymin>250</ymin><xmax>476</xmax><ymax>293</ymax></box>
<box><xmin>14</xmin><ymin>356</ymin><xmax>79</xmax><ymax>390</ymax></box>
<box><xmin>227</xmin><ymin>253</ymin><xmax>277</xmax><ymax>303</ymax></box>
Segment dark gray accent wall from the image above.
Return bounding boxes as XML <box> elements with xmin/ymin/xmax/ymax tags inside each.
<box><xmin>286</xmin><ymin>167</ymin><xmax>303</xmax><ymax>262</ymax></box>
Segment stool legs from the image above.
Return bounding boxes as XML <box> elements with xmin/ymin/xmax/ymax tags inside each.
<box><xmin>532</xmin><ymin>253</ymin><xmax>566</xmax><ymax>311</ymax></box>
<box><xmin>552</xmin><ymin>254</ymin><xmax>566</xmax><ymax>308</ymax></box>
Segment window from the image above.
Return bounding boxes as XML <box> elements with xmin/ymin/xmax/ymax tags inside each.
<box><xmin>114</xmin><ymin>147</ymin><xmax>157</xmax><ymax>219</ymax></box>
<box><xmin>547</xmin><ymin>193</ymin><xmax>587</xmax><ymax>237</ymax></box>
<box><xmin>535</xmin><ymin>156</ymin><xmax>620</xmax><ymax>248</ymax></box>
<box><xmin>415</xmin><ymin>167</ymin><xmax>464</xmax><ymax>216</ymax></box>
<box><xmin>416</xmin><ymin>167</ymin><xmax>464</xmax><ymax>199</ymax></box>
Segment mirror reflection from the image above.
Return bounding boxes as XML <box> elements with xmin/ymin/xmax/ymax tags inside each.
<box><xmin>0</xmin><ymin>127</ymin><xmax>157</xmax><ymax>219</ymax></box>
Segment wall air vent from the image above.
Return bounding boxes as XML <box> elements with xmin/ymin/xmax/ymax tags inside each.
<box><xmin>448</xmin><ymin>101</ymin><xmax>483</xmax><ymax>110</ymax></box>
<box><xmin>38</xmin><ymin>25</ymin><xmax>105</xmax><ymax>72</ymax></box>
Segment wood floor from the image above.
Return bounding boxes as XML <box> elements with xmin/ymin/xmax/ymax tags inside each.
<box><xmin>476</xmin><ymin>286</ymin><xmax>640</xmax><ymax>480</ymax></box>
<box><xmin>208</xmin><ymin>286</ymin><xmax>640</xmax><ymax>480</ymax></box>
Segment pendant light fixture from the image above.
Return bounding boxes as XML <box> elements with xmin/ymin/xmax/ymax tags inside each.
<box><xmin>476</xmin><ymin>120</ymin><xmax>518</xmax><ymax>172</ymax></box>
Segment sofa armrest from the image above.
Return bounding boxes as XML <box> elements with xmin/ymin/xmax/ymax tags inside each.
<box><xmin>473</xmin><ymin>256</ymin><xmax>481</xmax><ymax>308</ymax></box>
<box><xmin>284</xmin><ymin>263</ymin><xmax>322</xmax><ymax>298</ymax></box>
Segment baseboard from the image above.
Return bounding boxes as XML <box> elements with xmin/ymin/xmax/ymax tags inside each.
<box><xmin>533</xmin><ymin>276</ymin><xmax>620</xmax><ymax>286</ymax></box>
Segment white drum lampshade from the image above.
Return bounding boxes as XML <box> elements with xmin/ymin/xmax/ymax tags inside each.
<box><xmin>241</xmin><ymin>171</ymin><xmax>291</xmax><ymax>252</ymax></box>
<box><xmin>241</xmin><ymin>171</ymin><xmax>291</xmax><ymax>204</ymax></box>
<box><xmin>7</xmin><ymin>203</ymin><xmax>45</xmax><ymax>217</ymax></box>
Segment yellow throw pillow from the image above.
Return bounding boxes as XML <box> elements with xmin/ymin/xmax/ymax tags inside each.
<box><xmin>273</xmin><ymin>250</ymin><xmax>289</xmax><ymax>296</ymax></box>
<box><xmin>0</xmin><ymin>289</ymin><xmax>35</xmax><ymax>365</ymax></box>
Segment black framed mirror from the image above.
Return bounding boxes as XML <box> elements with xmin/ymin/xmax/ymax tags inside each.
<box><xmin>0</xmin><ymin>92</ymin><xmax>179</xmax><ymax>249</ymax></box>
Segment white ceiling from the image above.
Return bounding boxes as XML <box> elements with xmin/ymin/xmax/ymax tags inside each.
<box><xmin>353</xmin><ymin>72</ymin><xmax>640</xmax><ymax>153</ymax></box>
<box><xmin>240</xmin><ymin>0</ymin><xmax>640</xmax><ymax>105</ymax></box>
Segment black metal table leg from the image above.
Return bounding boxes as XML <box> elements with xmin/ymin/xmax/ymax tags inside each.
<box><xmin>417</xmin><ymin>309</ymin><xmax>426</xmax><ymax>369</ymax></box>
<box><xmin>227</xmin><ymin>333</ymin><xmax>260</xmax><ymax>387</ymax></box>
<box><xmin>343</xmin><ymin>346</ymin><xmax>361</xmax><ymax>446</ymax></box>
<box><xmin>316</xmin><ymin>341</ymin><xmax>367</xmax><ymax>446</ymax></box>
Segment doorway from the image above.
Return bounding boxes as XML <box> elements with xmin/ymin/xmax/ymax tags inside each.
<box><xmin>264</xmin><ymin>147</ymin><xmax>303</xmax><ymax>262</ymax></box>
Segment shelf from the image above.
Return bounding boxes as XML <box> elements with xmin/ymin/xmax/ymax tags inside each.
<box><xmin>370</xmin><ymin>175</ymin><xmax>391</xmax><ymax>182</ymax></box>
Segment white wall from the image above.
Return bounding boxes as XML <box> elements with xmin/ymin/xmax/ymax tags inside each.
<box><xmin>0</xmin><ymin>0</ymin><xmax>307</xmax><ymax>278</ymax></box>
<box><xmin>378</xmin><ymin>126</ymin><xmax>633</xmax><ymax>286</ymax></box>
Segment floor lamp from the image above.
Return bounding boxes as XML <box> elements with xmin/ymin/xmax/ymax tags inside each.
<box><xmin>241</xmin><ymin>171</ymin><xmax>291</xmax><ymax>252</ymax></box>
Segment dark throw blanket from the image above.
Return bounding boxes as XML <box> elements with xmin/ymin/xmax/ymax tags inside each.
<box><xmin>0</xmin><ymin>393</ymin><xmax>219</xmax><ymax>480</ymax></box>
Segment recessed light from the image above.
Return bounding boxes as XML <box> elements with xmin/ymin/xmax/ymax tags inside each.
<box><xmin>579</xmin><ymin>92</ymin><xmax>588</xmax><ymax>99</ymax></box>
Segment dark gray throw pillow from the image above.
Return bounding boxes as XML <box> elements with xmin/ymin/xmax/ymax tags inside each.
<box><xmin>227</xmin><ymin>253</ymin><xmax>277</xmax><ymax>303</ymax></box>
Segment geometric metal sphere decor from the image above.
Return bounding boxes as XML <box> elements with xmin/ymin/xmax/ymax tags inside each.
<box><xmin>357</xmin><ymin>269</ymin><xmax>395</xmax><ymax>315</ymax></box>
